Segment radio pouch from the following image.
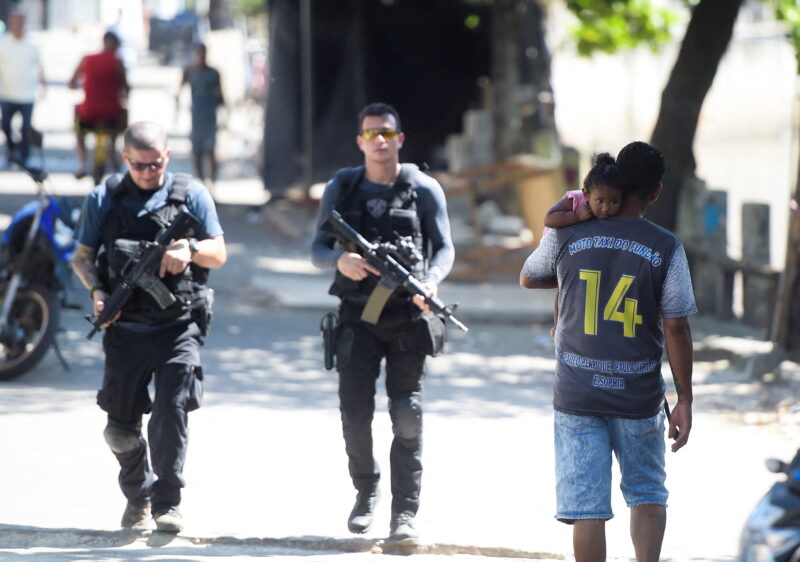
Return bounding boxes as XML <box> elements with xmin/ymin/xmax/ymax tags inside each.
<box><xmin>196</xmin><ymin>287</ymin><xmax>214</xmax><ymax>338</ymax></box>
<box><xmin>321</xmin><ymin>311</ymin><xmax>338</xmax><ymax>370</ymax></box>
<box><xmin>416</xmin><ymin>312</ymin><xmax>447</xmax><ymax>357</ymax></box>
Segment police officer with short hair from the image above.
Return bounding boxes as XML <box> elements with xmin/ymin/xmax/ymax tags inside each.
<box><xmin>311</xmin><ymin>102</ymin><xmax>455</xmax><ymax>542</ymax></box>
<box><xmin>72</xmin><ymin>121</ymin><xmax>226</xmax><ymax>533</ymax></box>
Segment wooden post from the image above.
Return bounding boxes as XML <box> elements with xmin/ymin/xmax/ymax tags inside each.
<box><xmin>741</xmin><ymin>203</ymin><xmax>772</xmax><ymax>331</ymax></box>
<box><xmin>771</xmin><ymin>94</ymin><xmax>800</xmax><ymax>353</ymax></box>
<box><xmin>772</xmin><ymin>200</ymin><xmax>800</xmax><ymax>351</ymax></box>
<box><xmin>692</xmin><ymin>190</ymin><xmax>733</xmax><ymax>319</ymax></box>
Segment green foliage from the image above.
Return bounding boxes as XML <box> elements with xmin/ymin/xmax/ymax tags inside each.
<box><xmin>462</xmin><ymin>0</ymin><xmax>676</xmax><ymax>55</ymax></box>
<box><xmin>565</xmin><ymin>0</ymin><xmax>679</xmax><ymax>56</ymax></box>
<box><xmin>465</xmin><ymin>13</ymin><xmax>482</xmax><ymax>29</ymax></box>
<box><xmin>763</xmin><ymin>0</ymin><xmax>800</xmax><ymax>73</ymax></box>
<box><xmin>237</xmin><ymin>0</ymin><xmax>266</xmax><ymax>18</ymax></box>
<box><xmin>463</xmin><ymin>0</ymin><xmax>800</xmax><ymax>67</ymax></box>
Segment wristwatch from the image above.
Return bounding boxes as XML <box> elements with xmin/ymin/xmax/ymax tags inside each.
<box><xmin>187</xmin><ymin>238</ymin><xmax>199</xmax><ymax>258</ymax></box>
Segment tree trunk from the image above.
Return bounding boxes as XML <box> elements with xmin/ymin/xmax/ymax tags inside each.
<box><xmin>263</xmin><ymin>0</ymin><xmax>303</xmax><ymax>196</ymax></box>
<box><xmin>648</xmin><ymin>0</ymin><xmax>744</xmax><ymax>231</ymax></box>
<box><xmin>772</xmin><ymin>117</ymin><xmax>800</xmax><ymax>353</ymax></box>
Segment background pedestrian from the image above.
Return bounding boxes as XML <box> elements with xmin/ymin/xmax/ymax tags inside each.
<box><xmin>0</xmin><ymin>11</ymin><xmax>45</xmax><ymax>167</ymax></box>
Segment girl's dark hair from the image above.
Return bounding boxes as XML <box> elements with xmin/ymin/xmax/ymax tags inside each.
<box><xmin>358</xmin><ymin>102</ymin><xmax>401</xmax><ymax>132</ymax></box>
<box><xmin>616</xmin><ymin>141</ymin><xmax>665</xmax><ymax>199</ymax></box>
<box><xmin>583</xmin><ymin>152</ymin><xmax>622</xmax><ymax>192</ymax></box>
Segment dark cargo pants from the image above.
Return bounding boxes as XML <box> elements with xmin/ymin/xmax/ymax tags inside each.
<box><xmin>336</xmin><ymin>308</ymin><xmax>426</xmax><ymax>517</ymax></box>
<box><xmin>98</xmin><ymin>321</ymin><xmax>203</xmax><ymax>515</ymax></box>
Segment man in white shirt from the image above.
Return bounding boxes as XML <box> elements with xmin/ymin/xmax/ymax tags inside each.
<box><xmin>0</xmin><ymin>12</ymin><xmax>45</xmax><ymax>167</ymax></box>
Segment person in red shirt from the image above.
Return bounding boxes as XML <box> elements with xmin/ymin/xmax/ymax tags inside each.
<box><xmin>69</xmin><ymin>31</ymin><xmax>130</xmax><ymax>179</ymax></box>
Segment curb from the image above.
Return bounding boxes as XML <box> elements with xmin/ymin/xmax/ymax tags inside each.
<box><xmin>246</xmin><ymin>274</ymin><xmax>557</xmax><ymax>326</ymax></box>
<box><xmin>0</xmin><ymin>526</ymin><xmax>565</xmax><ymax>560</ymax></box>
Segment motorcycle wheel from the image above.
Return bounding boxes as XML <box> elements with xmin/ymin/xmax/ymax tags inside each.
<box><xmin>0</xmin><ymin>284</ymin><xmax>59</xmax><ymax>381</ymax></box>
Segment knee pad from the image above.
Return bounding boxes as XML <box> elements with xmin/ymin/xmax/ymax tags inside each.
<box><xmin>103</xmin><ymin>423</ymin><xmax>141</xmax><ymax>454</ymax></box>
<box><xmin>390</xmin><ymin>397</ymin><xmax>422</xmax><ymax>440</ymax></box>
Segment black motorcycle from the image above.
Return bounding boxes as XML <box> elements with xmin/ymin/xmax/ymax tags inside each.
<box><xmin>0</xmin><ymin>153</ymin><xmax>79</xmax><ymax>380</ymax></box>
<box><xmin>739</xmin><ymin>448</ymin><xmax>800</xmax><ymax>561</ymax></box>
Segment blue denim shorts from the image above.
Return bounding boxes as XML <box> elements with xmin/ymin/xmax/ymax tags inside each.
<box><xmin>554</xmin><ymin>409</ymin><xmax>668</xmax><ymax>523</ymax></box>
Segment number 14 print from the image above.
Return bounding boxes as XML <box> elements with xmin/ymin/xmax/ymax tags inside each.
<box><xmin>579</xmin><ymin>269</ymin><xmax>643</xmax><ymax>338</ymax></box>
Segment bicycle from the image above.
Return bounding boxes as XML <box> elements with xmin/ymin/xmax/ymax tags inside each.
<box><xmin>74</xmin><ymin>108</ymin><xmax>127</xmax><ymax>184</ymax></box>
<box><xmin>90</xmin><ymin>124</ymin><xmax>122</xmax><ymax>185</ymax></box>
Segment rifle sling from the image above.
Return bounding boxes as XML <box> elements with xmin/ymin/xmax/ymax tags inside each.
<box><xmin>360</xmin><ymin>283</ymin><xmax>394</xmax><ymax>325</ymax></box>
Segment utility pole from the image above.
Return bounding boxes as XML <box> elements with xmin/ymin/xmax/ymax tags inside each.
<box><xmin>300</xmin><ymin>0</ymin><xmax>313</xmax><ymax>189</ymax></box>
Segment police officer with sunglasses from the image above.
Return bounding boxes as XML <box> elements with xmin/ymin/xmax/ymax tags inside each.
<box><xmin>312</xmin><ymin>103</ymin><xmax>455</xmax><ymax>542</ymax></box>
<box><xmin>72</xmin><ymin>121</ymin><xmax>226</xmax><ymax>533</ymax></box>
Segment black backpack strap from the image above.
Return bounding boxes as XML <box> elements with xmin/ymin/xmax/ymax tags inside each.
<box><xmin>145</xmin><ymin>173</ymin><xmax>193</xmax><ymax>230</ymax></box>
<box><xmin>168</xmin><ymin>173</ymin><xmax>192</xmax><ymax>204</ymax></box>
<box><xmin>333</xmin><ymin>166</ymin><xmax>365</xmax><ymax>209</ymax></box>
<box><xmin>395</xmin><ymin>163</ymin><xmax>417</xmax><ymax>187</ymax></box>
<box><xmin>392</xmin><ymin>163</ymin><xmax>419</xmax><ymax>206</ymax></box>
<box><xmin>100</xmin><ymin>173</ymin><xmax>139</xmax><ymax>229</ymax></box>
<box><xmin>105</xmin><ymin>173</ymin><xmax>126</xmax><ymax>198</ymax></box>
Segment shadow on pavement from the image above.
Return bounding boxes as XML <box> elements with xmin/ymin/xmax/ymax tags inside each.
<box><xmin>0</xmin><ymin>523</ymin><xmax>564</xmax><ymax>559</ymax></box>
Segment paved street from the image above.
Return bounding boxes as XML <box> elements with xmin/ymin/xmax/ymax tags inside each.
<box><xmin>1</xmin><ymin>230</ymin><xmax>800</xmax><ymax>561</ymax></box>
<box><xmin>1</xmin><ymin>24</ymin><xmax>800</xmax><ymax>562</ymax></box>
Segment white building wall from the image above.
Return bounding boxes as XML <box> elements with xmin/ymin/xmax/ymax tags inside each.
<box><xmin>47</xmin><ymin>0</ymin><xmax>99</xmax><ymax>28</ymax></box>
<box><xmin>549</xmin><ymin>2</ymin><xmax>796</xmax><ymax>269</ymax></box>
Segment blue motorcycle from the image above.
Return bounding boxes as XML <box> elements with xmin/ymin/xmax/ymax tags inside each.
<box><xmin>739</xmin><ymin>448</ymin><xmax>800</xmax><ymax>561</ymax></box>
<box><xmin>0</xmin><ymin>157</ymin><xmax>78</xmax><ymax>380</ymax></box>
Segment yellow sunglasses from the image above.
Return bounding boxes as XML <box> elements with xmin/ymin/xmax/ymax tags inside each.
<box><xmin>360</xmin><ymin>128</ymin><xmax>400</xmax><ymax>141</ymax></box>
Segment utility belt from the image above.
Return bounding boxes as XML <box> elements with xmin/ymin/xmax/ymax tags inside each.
<box><xmin>320</xmin><ymin>308</ymin><xmax>446</xmax><ymax>371</ymax></box>
<box><xmin>116</xmin><ymin>288</ymin><xmax>214</xmax><ymax>338</ymax></box>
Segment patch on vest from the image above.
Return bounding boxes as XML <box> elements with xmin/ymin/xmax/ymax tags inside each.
<box><xmin>366</xmin><ymin>199</ymin><xmax>387</xmax><ymax>218</ymax></box>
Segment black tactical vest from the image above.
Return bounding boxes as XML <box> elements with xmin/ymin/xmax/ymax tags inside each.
<box><xmin>329</xmin><ymin>164</ymin><xmax>427</xmax><ymax>302</ymax></box>
<box><xmin>99</xmin><ymin>173</ymin><xmax>208</xmax><ymax>323</ymax></box>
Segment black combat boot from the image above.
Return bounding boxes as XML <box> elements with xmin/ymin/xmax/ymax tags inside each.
<box><xmin>389</xmin><ymin>511</ymin><xmax>418</xmax><ymax>542</ymax></box>
<box><xmin>120</xmin><ymin>500</ymin><xmax>151</xmax><ymax>530</ymax></box>
<box><xmin>153</xmin><ymin>507</ymin><xmax>184</xmax><ymax>533</ymax></box>
<box><xmin>348</xmin><ymin>487</ymin><xmax>380</xmax><ymax>533</ymax></box>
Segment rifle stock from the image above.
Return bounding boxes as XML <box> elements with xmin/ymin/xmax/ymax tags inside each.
<box><xmin>85</xmin><ymin>207</ymin><xmax>200</xmax><ymax>339</ymax></box>
<box><xmin>325</xmin><ymin>210</ymin><xmax>468</xmax><ymax>332</ymax></box>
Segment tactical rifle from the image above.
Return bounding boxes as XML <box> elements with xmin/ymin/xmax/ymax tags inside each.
<box><xmin>85</xmin><ymin>207</ymin><xmax>200</xmax><ymax>339</ymax></box>
<box><xmin>324</xmin><ymin>209</ymin><xmax>468</xmax><ymax>332</ymax></box>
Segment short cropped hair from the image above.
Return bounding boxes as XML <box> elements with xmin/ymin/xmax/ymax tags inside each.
<box><xmin>123</xmin><ymin>121</ymin><xmax>168</xmax><ymax>153</ymax></box>
<box><xmin>358</xmin><ymin>102</ymin><xmax>401</xmax><ymax>132</ymax></box>
<box><xmin>616</xmin><ymin>141</ymin><xmax>665</xmax><ymax>199</ymax></box>
<box><xmin>103</xmin><ymin>31</ymin><xmax>121</xmax><ymax>48</ymax></box>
